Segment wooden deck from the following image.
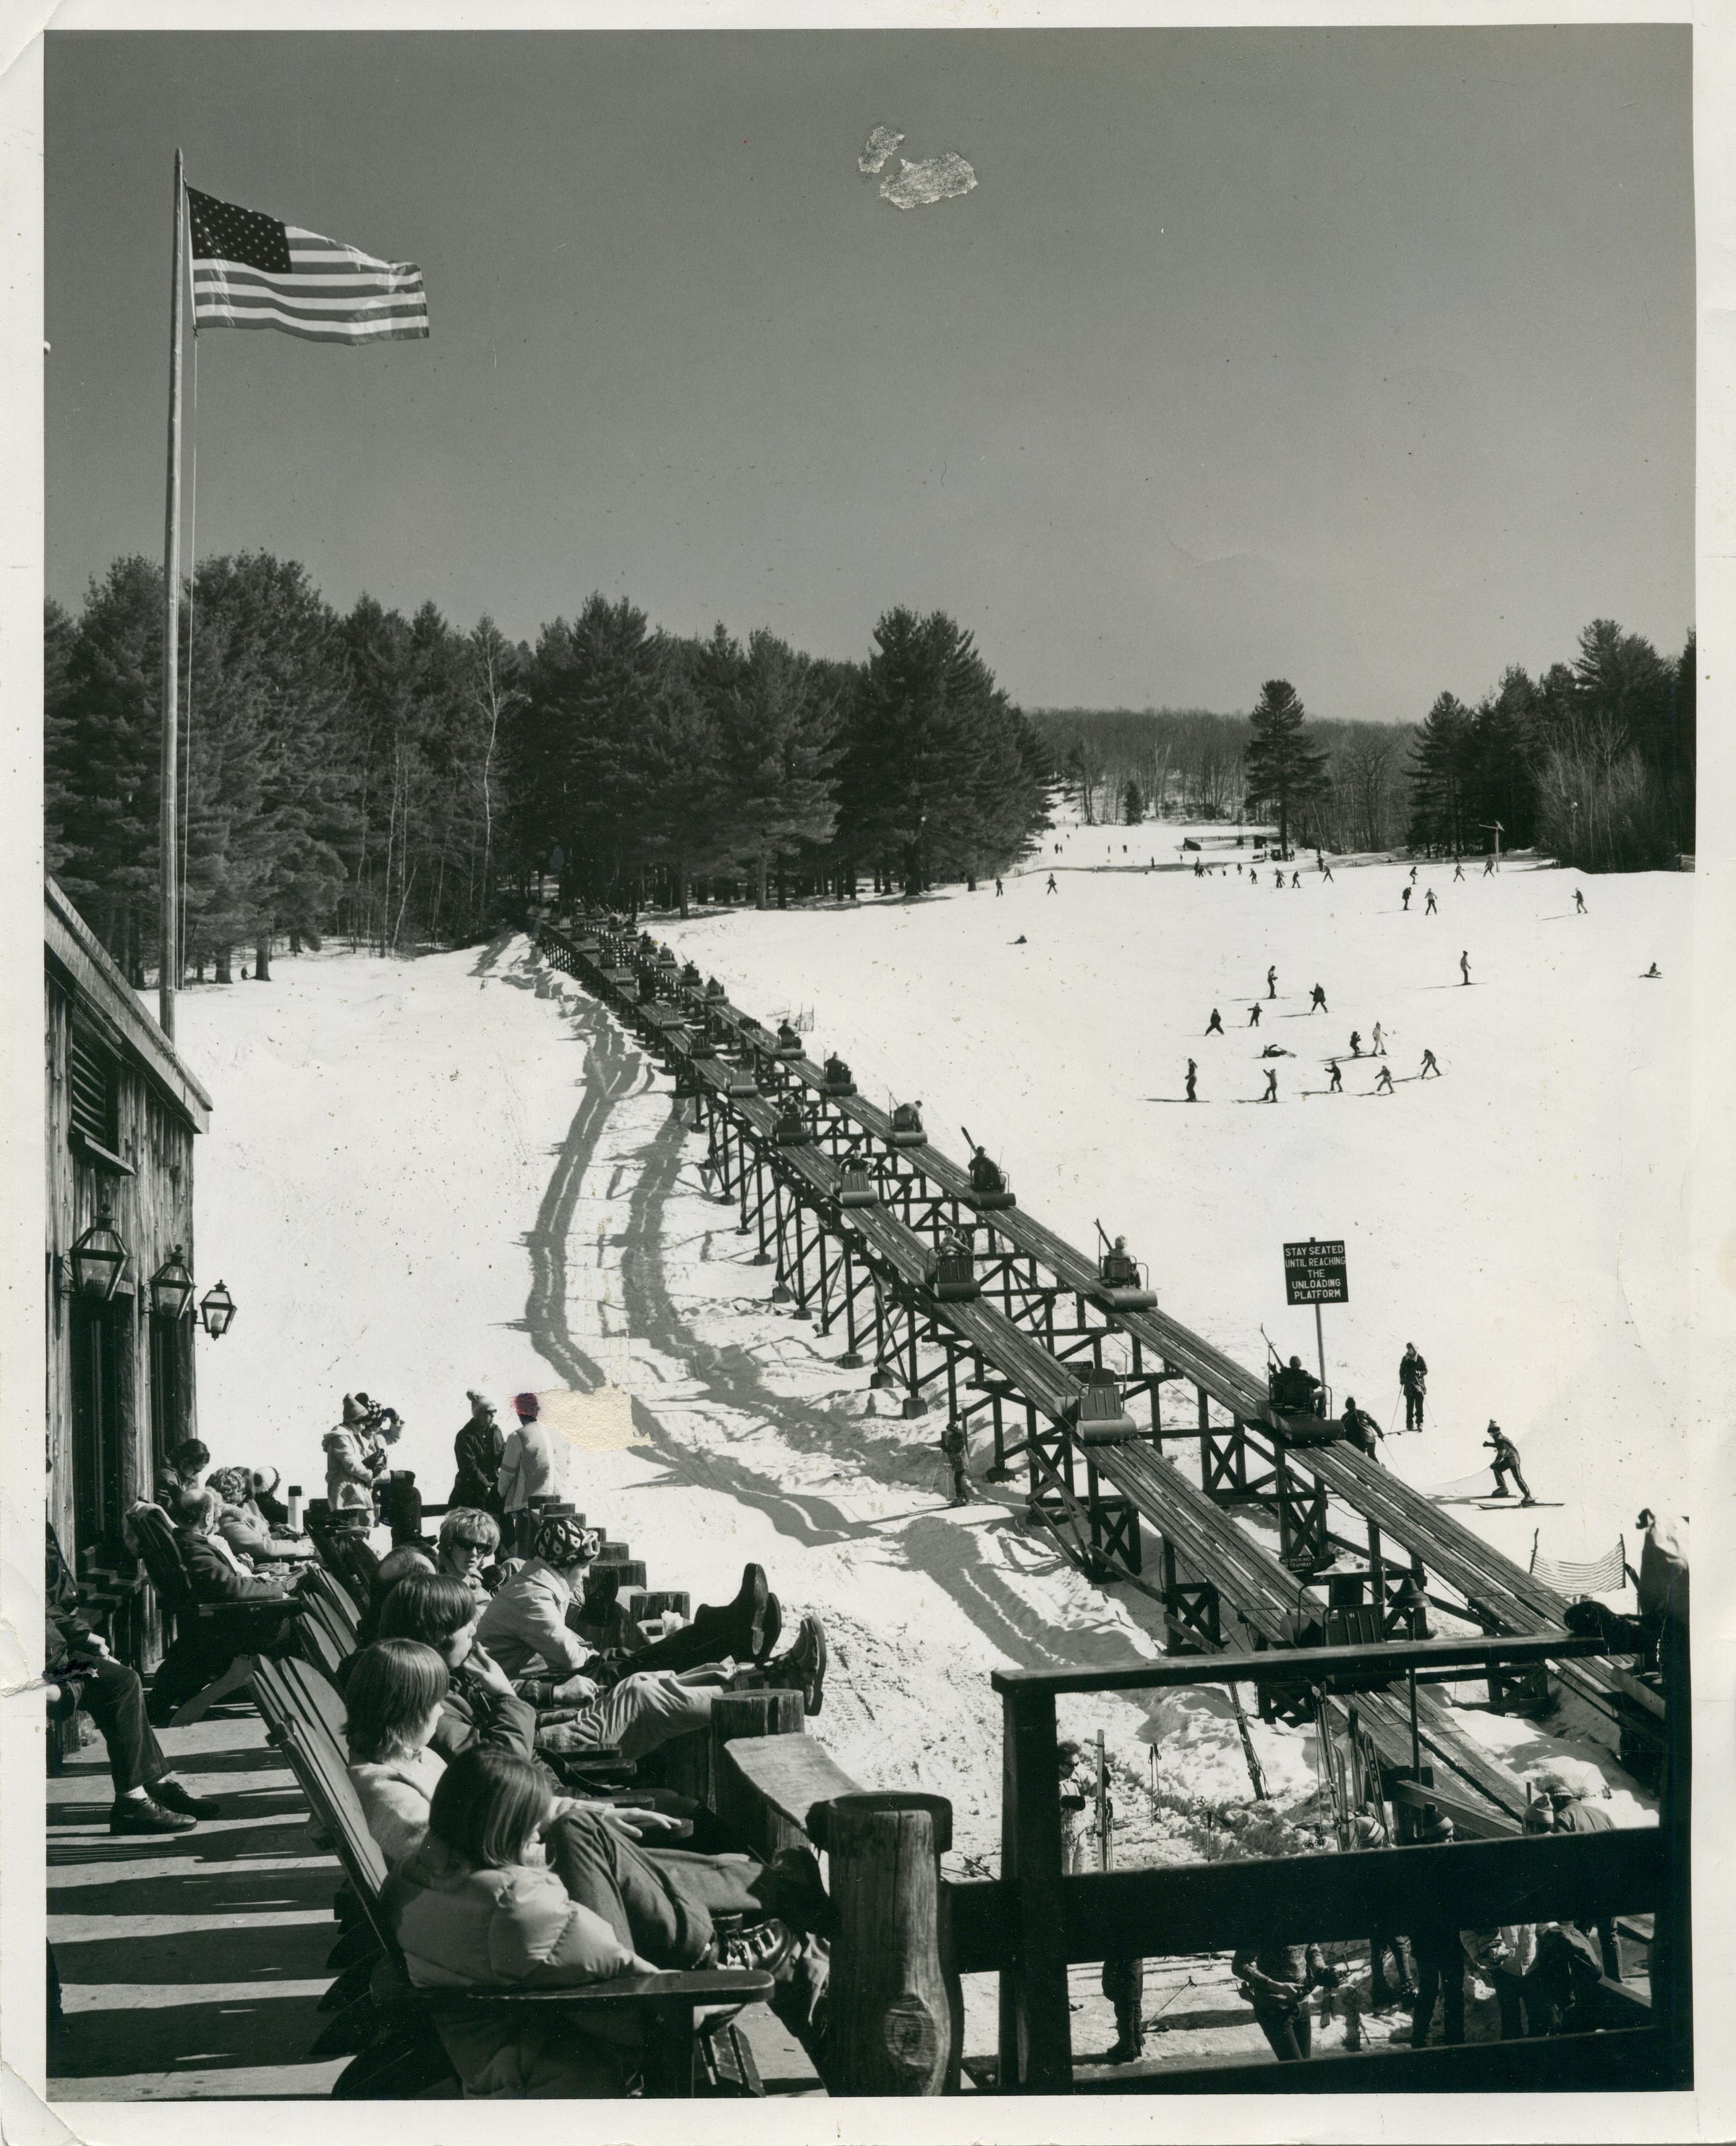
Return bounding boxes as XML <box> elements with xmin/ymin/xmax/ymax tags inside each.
<box><xmin>46</xmin><ymin>1700</ymin><xmax>823</xmax><ymax>2101</ymax></box>
<box><xmin>47</xmin><ymin>1706</ymin><xmax>348</xmax><ymax>2100</ymax></box>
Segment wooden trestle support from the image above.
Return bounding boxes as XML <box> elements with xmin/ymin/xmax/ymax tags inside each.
<box><xmin>535</xmin><ymin>921</ymin><xmax>1663</xmax><ymax>1810</ymax></box>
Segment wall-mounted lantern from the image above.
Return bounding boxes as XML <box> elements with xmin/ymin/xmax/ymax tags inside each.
<box><xmin>68</xmin><ymin>1209</ymin><xmax>128</xmax><ymax>1302</ymax></box>
<box><xmin>150</xmin><ymin>1245</ymin><xmax>196</xmax><ymax>1320</ymax></box>
<box><xmin>198</xmin><ymin>1280</ymin><xmax>237</xmax><ymax>1339</ymax></box>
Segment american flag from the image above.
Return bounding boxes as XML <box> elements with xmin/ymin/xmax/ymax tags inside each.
<box><xmin>187</xmin><ymin>187</ymin><xmax>428</xmax><ymax>346</ymax></box>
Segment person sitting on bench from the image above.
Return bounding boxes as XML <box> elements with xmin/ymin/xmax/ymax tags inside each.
<box><xmin>437</xmin><ymin>1507</ymin><xmax>504</xmax><ymax>1606</ymax></box>
<box><xmin>351</xmin><ymin>1650</ymin><xmax>831</xmax><ymax>2039</ymax></box>
<box><xmin>371</xmin><ymin>1574</ymin><xmax>544</xmax><ymax>1763</ymax></box>
<box><xmin>148</xmin><ymin>1490</ymin><xmax>313</xmax><ymax>1723</ymax></box>
<box><xmin>1270</xmin><ymin>1357</ymin><xmax>1323</xmax><ymax>1414</ymax></box>
<box><xmin>45</xmin><ymin>1519</ymin><xmax>221</xmax><ymax>1835</ymax></box>
<box><xmin>205</xmin><ymin>1466</ymin><xmax>314</xmax><ymax>1564</ymax></box>
<box><xmin>381</xmin><ymin>1745</ymin><xmax>829</xmax><ymax>2095</ymax></box>
<box><xmin>475</xmin><ymin>1520</ymin><xmax>827</xmax><ymax>1754</ymax></box>
<box><xmin>353</xmin><ymin>1542</ymin><xmax>440</xmax><ymax>1647</ymax></box>
<box><xmin>153</xmin><ymin>1439</ymin><xmax>210</xmax><ymax>1526</ymax></box>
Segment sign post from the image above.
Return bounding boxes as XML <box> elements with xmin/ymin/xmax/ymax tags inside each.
<box><xmin>1282</xmin><ymin>1237</ymin><xmax>1348</xmax><ymax>1401</ymax></box>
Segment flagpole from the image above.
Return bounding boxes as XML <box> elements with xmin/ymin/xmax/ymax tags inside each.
<box><xmin>159</xmin><ymin>148</ymin><xmax>184</xmax><ymax>1042</ymax></box>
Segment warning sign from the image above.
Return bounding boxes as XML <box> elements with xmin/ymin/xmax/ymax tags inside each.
<box><xmin>1283</xmin><ymin>1239</ymin><xmax>1348</xmax><ymax>1307</ymax></box>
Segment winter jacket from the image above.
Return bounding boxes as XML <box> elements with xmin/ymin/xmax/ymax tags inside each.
<box><xmin>179</xmin><ymin>1528</ymin><xmax>297</xmax><ymax>1604</ymax></box>
<box><xmin>384</xmin><ymin>1833</ymin><xmax>633</xmax><ymax>1990</ymax></box>
<box><xmin>45</xmin><ymin>1522</ymin><xmax>97</xmax><ymax>1674</ymax></box>
<box><xmin>217</xmin><ymin>1497</ymin><xmax>309</xmax><ymax>1563</ymax></box>
<box><xmin>498</xmin><ymin>1421</ymin><xmax>556</xmax><ymax>1513</ymax></box>
<box><xmin>350</xmin><ymin>1747</ymin><xmax>449</xmax><ymax>1864</ymax></box>
<box><xmin>1398</xmin><ymin>1351</ymin><xmax>1428</xmax><ymax>1391</ymax></box>
<box><xmin>475</xmin><ymin>1558</ymin><xmax>595</xmax><ymax>1681</ymax></box>
<box><xmin>451</xmin><ymin>1417</ymin><xmax>506</xmax><ymax>1513</ymax></box>
<box><xmin>324</xmin><ymin>1425</ymin><xmax>382</xmax><ymax>1511</ymax></box>
<box><xmin>380</xmin><ymin>1836</ymin><xmax>637</xmax><ymax>2097</ymax></box>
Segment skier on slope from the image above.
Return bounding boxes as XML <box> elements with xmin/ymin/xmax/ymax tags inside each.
<box><xmin>1046</xmin><ymin>873</ymin><xmax>1058</xmax><ymax>894</ymax></box>
<box><xmin>1420</xmin><ymin>1049</ymin><xmax>1440</xmax><ymax>1079</ymax></box>
<box><xmin>1460</xmin><ymin>951</ymin><xmax>1471</xmax><ymax>985</ymax></box>
<box><xmin>1424</xmin><ymin>888</ymin><xmax>1438</xmax><ymax>915</ymax></box>
<box><xmin>1267</xmin><ymin>966</ymin><xmax>1277</xmax><ymax>998</ymax></box>
<box><xmin>1322</xmin><ymin>861</ymin><xmax>1334</xmax><ymax>881</ymax></box>
<box><xmin>1483</xmin><ymin>855</ymin><xmax>1495</xmax><ymax>877</ymax></box>
<box><xmin>1309</xmin><ymin>984</ymin><xmax>1328</xmax><ymax>1014</ymax></box>
<box><xmin>1374</xmin><ymin>1065</ymin><xmax>1395</xmax><ymax>1094</ymax></box>
<box><xmin>1453</xmin><ymin>862</ymin><xmax>1465</xmax><ymax>882</ymax></box>
<box><xmin>1399</xmin><ymin>1344</ymin><xmax>1428</xmax><ymax>1431</ymax></box>
<box><xmin>1371</xmin><ymin>1021</ymin><xmax>1387</xmax><ymax>1056</ymax></box>
<box><xmin>1206</xmin><ymin>1009</ymin><xmax>1225</xmax><ymax>1037</ymax></box>
<box><xmin>1484</xmin><ymin>1421</ymin><xmax>1536</xmax><ymax>1505</ymax></box>
<box><xmin>1262</xmin><ymin>1067</ymin><xmax>1279</xmax><ymax>1103</ymax></box>
<box><xmin>1402</xmin><ymin>886</ymin><xmax>1413</xmax><ymax>912</ymax></box>
<box><xmin>1574</xmin><ymin>888</ymin><xmax>1587</xmax><ymax>914</ymax></box>
<box><xmin>1248</xmin><ymin>1004</ymin><xmax>1262</xmax><ymax>1027</ymax></box>
<box><xmin>1348</xmin><ymin>1031</ymin><xmax>1363</xmax><ymax>1057</ymax></box>
<box><xmin>1185</xmin><ymin>1059</ymin><xmax>1199</xmax><ymax>1102</ymax></box>
<box><xmin>1327</xmin><ymin>1059</ymin><xmax>1343</xmax><ymax>1093</ymax></box>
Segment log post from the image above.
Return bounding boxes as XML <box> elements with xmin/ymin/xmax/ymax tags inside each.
<box><xmin>710</xmin><ymin>1689</ymin><xmax>805</xmax><ymax>1854</ymax></box>
<box><xmin>811</xmin><ymin>1791</ymin><xmax>961</xmax><ymax>2095</ymax></box>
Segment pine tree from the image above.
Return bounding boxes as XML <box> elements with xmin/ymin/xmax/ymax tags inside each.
<box><xmin>48</xmin><ymin>557</ymin><xmax>164</xmax><ymax>976</ymax></box>
<box><xmin>1243</xmin><ymin>680</ymin><xmax>1329</xmax><ymax>853</ymax></box>
<box><xmin>708</xmin><ymin>628</ymin><xmax>838</xmax><ymax>909</ymax></box>
<box><xmin>1123</xmin><ymin>777</ymin><xmax>1144</xmax><ymax>825</ymax></box>
<box><xmin>1406</xmin><ymin>692</ymin><xmax>1473</xmax><ymax>854</ymax></box>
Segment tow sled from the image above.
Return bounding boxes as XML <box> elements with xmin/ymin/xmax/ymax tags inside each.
<box><xmin>1070</xmin><ymin>1366</ymin><xmax>1140</xmax><ymax>1448</ymax></box>
<box><xmin>836</xmin><ymin>1159</ymin><xmax>880</xmax><ymax>1210</ymax></box>
<box><xmin>888</xmin><ymin>1101</ymin><xmax>927</xmax><ymax>1148</ymax></box>
<box><xmin>822</xmin><ymin>1054</ymin><xmax>856</xmax><ymax>1098</ymax></box>
<box><xmin>1092</xmin><ymin>1223</ymin><xmax>1157</xmax><ymax>1312</ymax></box>
<box><xmin>961</xmin><ymin>1126</ymin><xmax>1016</xmax><ymax>1211</ymax></box>
<box><xmin>773</xmin><ymin>1106</ymin><xmax>814</xmax><ymax>1147</ymax></box>
<box><xmin>931</xmin><ymin>1235</ymin><xmax>980</xmax><ymax>1303</ymax></box>
<box><xmin>771</xmin><ymin>1023</ymin><xmax>804</xmax><ymax>1060</ymax></box>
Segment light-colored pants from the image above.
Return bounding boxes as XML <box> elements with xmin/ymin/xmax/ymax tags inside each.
<box><xmin>566</xmin><ymin>1671</ymin><xmax>715</xmax><ymax>1761</ymax></box>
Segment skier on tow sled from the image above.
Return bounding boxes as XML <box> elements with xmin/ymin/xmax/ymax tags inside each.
<box><xmin>1340</xmin><ymin>1396</ymin><xmax>1384</xmax><ymax>1461</ymax></box>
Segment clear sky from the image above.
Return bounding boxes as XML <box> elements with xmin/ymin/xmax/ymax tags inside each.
<box><xmin>44</xmin><ymin>26</ymin><xmax>1693</xmax><ymax>725</ymax></box>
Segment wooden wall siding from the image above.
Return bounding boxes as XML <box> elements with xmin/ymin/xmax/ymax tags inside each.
<box><xmin>46</xmin><ymin>883</ymin><xmax>211</xmax><ymax>1666</ymax></box>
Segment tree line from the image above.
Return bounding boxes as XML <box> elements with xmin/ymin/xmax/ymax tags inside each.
<box><xmin>1035</xmin><ymin>612</ymin><xmax>1695</xmax><ymax>870</ymax></box>
<box><xmin>45</xmin><ymin>554</ymin><xmax>1053</xmax><ymax>981</ymax></box>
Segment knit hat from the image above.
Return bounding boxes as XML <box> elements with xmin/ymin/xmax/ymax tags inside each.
<box><xmin>536</xmin><ymin>1514</ymin><xmax>599</xmax><ymax>1569</ymax></box>
<box><xmin>341</xmin><ymin>1394</ymin><xmax>365</xmax><ymax>1426</ymax></box>
<box><xmin>1418</xmin><ymin>1812</ymin><xmax>1455</xmax><ymax>1844</ymax></box>
<box><xmin>514</xmin><ymin>1392</ymin><xmax>540</xmax><ymax>1420</ymax></box>
<box><xmin>466</xmin><ymin>1389</ymin><xmax>493</xmax><ymax>1411</ymax></box>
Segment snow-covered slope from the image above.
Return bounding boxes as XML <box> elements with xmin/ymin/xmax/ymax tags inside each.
<box><xmin>659</xmin><ymin>824</ymin><xmax>1693</xmax><ymax>1568</ymax></box>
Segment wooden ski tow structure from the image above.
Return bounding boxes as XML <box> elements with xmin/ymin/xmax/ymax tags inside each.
<box><xmin>536</xmin><ymin>922</ymin><xmax>1661</xmax><ymax>1830</ymax></box>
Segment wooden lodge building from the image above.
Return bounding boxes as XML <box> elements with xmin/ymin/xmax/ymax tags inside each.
<box><xmin>46</xmin><ymin>876</ymin><xmax>213</xmax><ymax>1663</ymax></box>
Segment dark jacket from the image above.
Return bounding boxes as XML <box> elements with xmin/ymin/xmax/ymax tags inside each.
<box><xmin>1399</xmin><ymin>1351</ymin><xmax>1428</xmax><ymax>1391</ymax></box>
<box><xmin>430</xmin><ymin>1676</ymin><xmax>540</xmax><ymax>1767</ymax></box>
<box><xmin>46</xmin><ymin>1522</ymin><xmax>96</xmax><ymax>1674</ymax></box>
<box><xmin>1231</xmin><ymin>1943</ymin><xmax>1329</xmax><ymax>2003</ymax></box>
<box><xmin>179</xmin><ymin>1528</ymin><xmax>297</xmax><ymax>1603</ymax></box>
<box><xmin>450</xmin><ymin>1417</ymin><xmax>506</xmax><ymax>1513</ymax></box>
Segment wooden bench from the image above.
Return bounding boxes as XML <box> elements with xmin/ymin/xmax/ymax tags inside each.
<box><xmin>253</xmin><ymin>1655</ymin><xmax>773</xmax><ymax>2098</ymax></box>
<box><xmin>124</xmin><ymin>1501</ymin><xmax>297</xmax><ymax>1726</ymax></box>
